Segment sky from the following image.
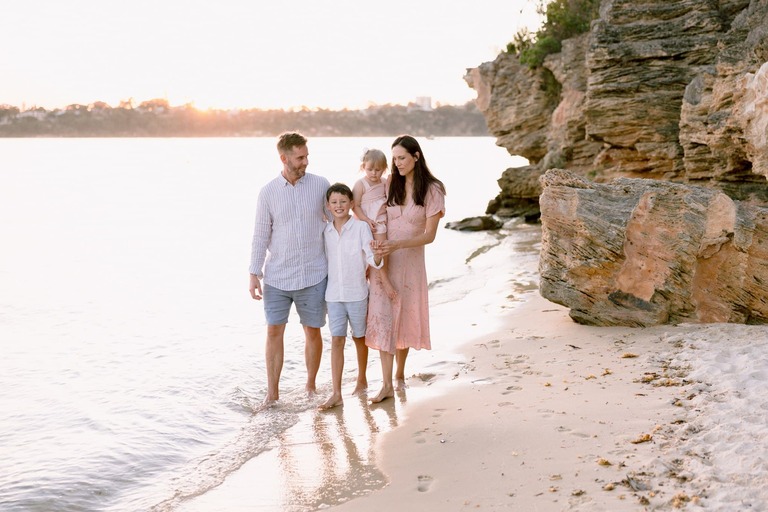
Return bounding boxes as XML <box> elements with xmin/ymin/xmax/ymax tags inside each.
<box><xmin>1</xmin><ymin>0</ymin><xmax>543</xmax><ymax>111</ymax></box>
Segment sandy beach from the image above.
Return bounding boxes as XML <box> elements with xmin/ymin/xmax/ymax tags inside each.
<box><xmin>179</xmin><ymin>283</ymin><xmax>768</xmax><ymax>511</ymax></box>
<box><xmin>331</xmin><ymin>293</ymin><xmax>698</xmax><ymax>512</ymax></box>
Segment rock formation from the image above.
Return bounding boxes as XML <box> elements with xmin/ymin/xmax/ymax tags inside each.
<box><xmin>539</xmin><ymin>169</ymin><xmax>768</xmax><ymax>326</ymax></box>
<box><xmin>466</xmin><ymin>0</ymin><xmax>768</xmax><ymax>214</ymax></box>
<box><xmin>466</xmin><ymin>0</ymin><xmax>768</xmax><ymax>325</ymax></box>
<box><xmin>445</xmin><ymin>215</ymin><xmax>504</xmax><ymax>231</ymax></box>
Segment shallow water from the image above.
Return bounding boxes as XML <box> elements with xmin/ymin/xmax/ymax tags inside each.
<box><xmin>0</xmin><ymin>137</ymin><xmax>536</xmax><ymax>511</ymax></box>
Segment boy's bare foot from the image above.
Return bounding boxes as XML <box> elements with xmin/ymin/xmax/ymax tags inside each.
<box><xmin>352</xmin><ymin>381</ymin><xmax>368</xmax><ymax>396</ymax></box>
<box><xmin>318</xmin><ymin>393</ymin><xmax>343</xmax><ymax>410</ymax></box>
<box><xmin>370</xmin><ymin>385</ymin><xmax>394</xmax><ymax>404</ymax></box>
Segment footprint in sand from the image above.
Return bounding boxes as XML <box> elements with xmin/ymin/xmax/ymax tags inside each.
<box><xmin>417</xmin><ymin>475</ymin><xmax>434</xmax><ymax>492</ymax></box>
<box><xmin>556</xmin><ymin>425</ymin><xmax>591</xmax><ymax>438</ymax></box>
<box><xmin>502</xmin><ymin>385</ymin><xmax>522</xmax><ymax>395</ymax></box>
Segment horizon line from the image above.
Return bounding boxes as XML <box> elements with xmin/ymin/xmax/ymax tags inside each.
<box><xmin>3</xmin><ymin>97</ymin><xmax>476</xmax><ymax>113</ymax></box>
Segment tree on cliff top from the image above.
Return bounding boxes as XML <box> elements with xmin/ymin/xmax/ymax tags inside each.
<box><xmin>508</xmin><ymin>0</ymin><xmax>600</xmax><ymax>68</ymax></box>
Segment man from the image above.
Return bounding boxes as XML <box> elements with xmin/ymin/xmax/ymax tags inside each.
<box><xmin>249</xmin><ymin>132</ymin><xmax>330</xmax><ymax>405</ymax></box>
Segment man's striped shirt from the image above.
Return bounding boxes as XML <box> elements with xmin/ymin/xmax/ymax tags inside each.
<box><xmin>249</xmin><ymin>172</ymin><xmax>330</xmax><ymax>291</ymax></box>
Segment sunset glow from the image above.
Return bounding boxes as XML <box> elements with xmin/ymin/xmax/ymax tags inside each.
<box><xmin>2</xmin><ymin>0</ymin><xmax>542</xmax><ymax>111</ymax></box>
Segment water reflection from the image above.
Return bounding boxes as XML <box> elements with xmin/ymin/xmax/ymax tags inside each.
<box><xmin>178</xmin><ymin>393</ymin><xmax>401</xmax><ymax>511</ymax></box>
<box><xmin>275</xmin><ymin>395</ymin><xmax>399</xmax><ymax>510</ymax></box>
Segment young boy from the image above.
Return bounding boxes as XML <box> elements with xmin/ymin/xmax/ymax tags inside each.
<box><xmin>319</xmin><ymin>182</ymin><xmax>382</xmax><ymax>410</ymax></box>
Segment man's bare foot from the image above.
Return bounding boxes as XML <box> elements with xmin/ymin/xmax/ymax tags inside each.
<box><xmin>370</xmin><ymin>385</ymin><xmax>394</xmax><ymax>404</ymax></box>
<box><xmin>318</xmin><ymin>393</ymin><xmax>343</xmax><ymax>410</ymax></box>
<box><xmin>352</xmin><ymin>381</ymin><xmax>367</xmax><ymax>396</ymax></box>
<box><xmin>395</xmin><ymin>378</ymin><xmax>407</xmax><ymax>391</ymax></box>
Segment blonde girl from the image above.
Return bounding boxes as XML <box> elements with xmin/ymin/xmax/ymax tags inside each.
<box><xmin>352</xmin><ymin>149</ymin><xmax>395</xmax><ymax>299</ymax></box>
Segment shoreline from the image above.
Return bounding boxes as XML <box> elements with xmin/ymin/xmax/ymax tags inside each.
<box><xmin>179</xmin><ymin>288</ymin><xmax>711</xmax><ymax>511</ymax></box>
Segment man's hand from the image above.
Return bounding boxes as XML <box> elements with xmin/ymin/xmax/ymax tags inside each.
<box><xmin>249</xmin><ymin>274</ymin><xmax>263</xmax><ymax>300</ymax></box>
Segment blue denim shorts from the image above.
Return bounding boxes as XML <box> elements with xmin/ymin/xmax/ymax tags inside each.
<box><xmin>327</xmin><ymin>298</ymin><xmax>368</xmax><ymax>338</ymax></box>
<box><xmin>263</xmin><ymin>277</ymin><xmax>327</xmax><ymax>327</ymax></box>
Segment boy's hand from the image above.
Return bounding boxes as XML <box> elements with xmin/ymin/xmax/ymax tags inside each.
<box><xmin>372</xmin><ymin>239</ymin><xmax>397</xmax><ymax>257</ymax></box>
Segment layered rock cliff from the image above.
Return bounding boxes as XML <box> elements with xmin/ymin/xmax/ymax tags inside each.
<box><xmin>466</xmin><ymin>0</ymin><xmax>768</xmax><ymax>211</ymax></box>
<box><xmin>466</xmin><ymin>0</ymin><xmax>768</xmax><ymax>325</ymax></box>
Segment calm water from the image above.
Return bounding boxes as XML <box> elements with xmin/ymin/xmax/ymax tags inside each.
<box><xmin>0</xmin><ymin>137</ymin><xmax>538</xmax><ymax>511</ymax></box>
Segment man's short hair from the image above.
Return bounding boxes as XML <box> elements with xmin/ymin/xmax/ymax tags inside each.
<box><xmin>277</xmin><ymin>132</ymin><xmax>308</xmax><ymax>154</ymax></box>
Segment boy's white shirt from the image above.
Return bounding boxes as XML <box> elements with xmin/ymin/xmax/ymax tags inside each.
<box><xmin>323</xmin><ymin>216</ymin><xmax>382</xmax><ymax>302</ymax></box>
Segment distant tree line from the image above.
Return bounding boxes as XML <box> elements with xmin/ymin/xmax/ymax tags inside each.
<box><xmin>0</xmin><ymin>99</ymin><xmax>490</xmax><ymax>137</ymax></box>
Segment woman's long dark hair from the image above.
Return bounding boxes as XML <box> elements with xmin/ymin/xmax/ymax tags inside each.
<box><xmin>387</xmin><ymin>135</ymin><xmax>446</xmax><ymax>207</ymax></box>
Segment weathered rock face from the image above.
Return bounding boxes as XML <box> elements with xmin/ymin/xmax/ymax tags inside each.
<box><xmin>486</xmin><ymin>165</ymin><xmax>545</xmax><ymax>221</ymax></box>
<box><xmin>539</xmin><ymin>169</ymin><xmax>768</xmax><ymax>326</ymax></box>
<box><xmin>466</xmin><ymin>0</ymin><xmax>768</xmax><ymax>217</ymax></box>
<box><xmin>586</xmin><ymin>0</ymin><xmax>727</xmax><ymax>179</ymax></box>
<box><xmin>465</xmin><ymin>55</ymin><xmax>555</xmax><ymax>164</ymax></box>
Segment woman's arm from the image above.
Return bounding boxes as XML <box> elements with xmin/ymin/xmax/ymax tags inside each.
<box><xmin>374</xmin><ymin>213</ymin><xmax>442</xmax><ymax>257</ymax></box>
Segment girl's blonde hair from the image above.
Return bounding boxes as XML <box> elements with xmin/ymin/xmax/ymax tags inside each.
<box><xmin>360</xmin><ymin>148</ymin><xmax>388</xmax><ymax>170</ymax></box>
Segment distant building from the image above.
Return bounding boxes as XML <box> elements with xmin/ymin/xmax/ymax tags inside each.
<box><xmin>414</xmin><ymin>96</ymin><xmax>432</xmax><ymax>111</ymax></box>
<box><xmin>17</xmin><ymin>107</ymin><xmax>47</xmax><ymax>120</ymax></box>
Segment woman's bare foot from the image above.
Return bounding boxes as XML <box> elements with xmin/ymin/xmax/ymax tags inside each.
<box><xmin>370</xmin><ymin>385</ymin><xmax>394</xmax><ymax>404</ymax></box>
<box><xmin>318</xmin><ymin>393</ymin><xmax>343</xmax><ymax>410</ymax></box>
<box><xmin>395</xmin><ymin>378</ymin><xmax>407</xmax><ymax>391</ymax></box>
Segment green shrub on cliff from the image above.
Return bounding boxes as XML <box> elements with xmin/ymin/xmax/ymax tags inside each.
<box><xmin>508</xmin><ymin>0</ymin><xmax>600</xmax><ymax>68</ymax></box>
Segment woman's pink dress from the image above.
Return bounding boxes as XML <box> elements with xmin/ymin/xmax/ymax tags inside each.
<box><xmin>366</xmin><ymin>183</ymin><xmax>445</xmax><ymax>354</ymax></box>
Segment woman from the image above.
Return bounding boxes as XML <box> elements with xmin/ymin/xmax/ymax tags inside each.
<box><xmin>366</xmin><ymin>135</ymin><xmax>446</xmax><ymax>403</ymax></box>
